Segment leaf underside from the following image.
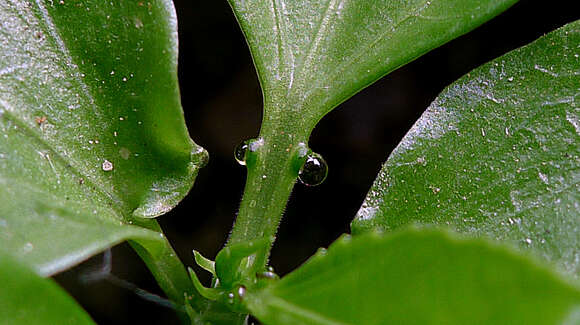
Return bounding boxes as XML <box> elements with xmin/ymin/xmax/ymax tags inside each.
<box><xmin>0</xmin><ymin>251</ymin><xmax>95</xmax><ymax>324</ymax></box>
<box><xmin>0</xmin><ymin>0</ymin><xmax>204</xmax><ymax>276</ymax></box>
<box><xmin>352</xmin><ymin>20</ymin><xmax>580</xmax><ymax>277</ymax></box>
<box><xmin>247</xmin><ymin>230</ymin><xmax>580</xmax><ymax>325</ymax></box>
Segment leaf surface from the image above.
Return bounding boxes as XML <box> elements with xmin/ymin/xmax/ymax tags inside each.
<box><xmin>246</xmin><ymin>230</ymin><xmax>580</xmax><ymax>325</ymax></box>
<box><xmin>352</xmin><ymin>21</ymin><xmax>580</xmax><ymax>276</ymax></box>
<box><xmin>228</xmin><ymin>0</ymin><xmax>518</xmax><ymax>131</ymax></box>
<box><xmin>0</xmin><ymin>251</ymin><xmax>95</xmax><ymax>325</ymax></box>
<box><xmin>0</xmin><ymin>0</ymin><xmax>204</xmax><ymax>279</ymax></box>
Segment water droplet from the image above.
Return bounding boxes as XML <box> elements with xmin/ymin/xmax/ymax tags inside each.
<box><xmin>234</xmin><ymin>141</ymin><xmax>249</xmax><ymax>165</ymax></box>
<box><xmin>298</xmin><ymin>153</ymin><xmax>328</xmax><ymax>186</ymax></box>
<box><xmin>234</xmin><ymin>138</ymin><xmax>263</xmax><ymax>166</ymax></box>
<box><xmin>236</xmin><ymin>286</ymin><xmax>246</xmax><ymax>299</ymax></box>
<box><xmin>102</xmin><ymin>160</ymin><xmax>114</xmax><ymax>171</ymax></box>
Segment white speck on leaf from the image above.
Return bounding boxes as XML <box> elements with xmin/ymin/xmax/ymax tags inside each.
<box><xmin>102</xmin><ymin>160</ymin><xmax>113</xmax><ymax>171</ymax></box>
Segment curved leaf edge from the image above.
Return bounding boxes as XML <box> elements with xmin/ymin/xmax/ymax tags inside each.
<box><xmin>0</xmin><ymin>251</ymin><xmax>96</xmax><ymax>325</ymax></box>
<box><xmin>246</xmin><ymin>228</ymin><xmax>580</xmax><ymax>325</ymax></box>
<box><xmin>350</xmin><ymin>19</ymin><xmax>580</xmax><ymax>277</ymax></box>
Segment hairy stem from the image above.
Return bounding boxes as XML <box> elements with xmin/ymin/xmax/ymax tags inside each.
<box><xmin>227</xmin><ymin>111</ymin><xmax>310</xmax><ymax>270</ymax></box>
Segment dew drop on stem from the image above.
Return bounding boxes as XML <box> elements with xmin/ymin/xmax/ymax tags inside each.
<box><xmin>234</xmin><ymin>141</ymin><xmax>249</xmax><ymax>166</ymax></box>
<box><xmin>237</xmin><ymin>285</ymin><xmax>246</xmax><ymax>299</ymax></box>
<box><xmin>298</xmin><ymin>153</ymin><xmax>328</xmax><ymax>186</ymax></box>
<box><xmin>234</xmin><ymin>138</ymin><xmax>263</xmax><ymax>166</ymax></box>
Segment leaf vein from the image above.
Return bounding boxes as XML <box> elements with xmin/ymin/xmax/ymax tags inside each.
<box><xmin>265</xmin><ymin>296</ymin><xmax>351</xmax><ymax>325</ymax></box>
<box><xmin>299</xmin><ymin>0</ymin><xmax>435</xmax><ymax>107</ymax></box>
<box><xmin>291</xmin><ymin>0</ymin><xmax>340</xmax><ymax>94</ymax></box>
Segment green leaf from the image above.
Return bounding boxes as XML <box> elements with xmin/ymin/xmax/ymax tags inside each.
<box><xmin>352</xmin><ymin>21</ymin><xmax>580</xmax><ymax>277</ymax></box>
<box><xmin>228</xmin><ymin>0</ymin><xmax>518</xmax><ymax>130</ymax></box>
<box><xmin>0</xmin><ymin>0</ymin><xmax>204</xmax><ymax>308</ymax></box>
<box><xmin>193</xmin><ymin>250</ymin><xmax>216</xmax><ymax>276</ymax></box>
<box><xmin>216</xmin><ymin>236</ymin><xmax>271</xmax><ymax>289</ymax></box>
<box><xmin>246</xmin><ymin>230</ymin><xmax>580</xmax><ymax>325</ymax></box>
<box><xmin>0</xmin><ymin>251</ymin><xmax>95</xmax><ymax>325</ymax></box>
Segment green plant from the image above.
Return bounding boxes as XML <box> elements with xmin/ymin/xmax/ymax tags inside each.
<box><xmin>0</xmin><ymin>0</ymin><xmax>579</xmax><ymax>324</ymax></box>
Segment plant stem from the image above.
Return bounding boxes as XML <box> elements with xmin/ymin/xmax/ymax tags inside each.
<box><xmin>129</xmin><ymin>218</ymin><xmax>204</xmax><ymax>322</ymax></box>
<box><xmin>227</xmin><ymin>110</ymin><xmax>310</xmax><ymax>268</ymax></box>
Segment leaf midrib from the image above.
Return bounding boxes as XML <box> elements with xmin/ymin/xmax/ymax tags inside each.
<box><xmin>296</xmin><ymin>0</ymin><xmax>435</xmax><ymax>107</ymax></box>
<box><xmin>281</xmin><ymin>0</ymin><xmax>435</xmax><ymax>108</ymax></box>
<box><xmin>288</xmin><ymin>0</ymin><xmax>340</xmax><ymax>95</ymax></box>
<box><xmin>258</xmin><ymin>295</ymin><xmax>350</xmax><ymax>325</ymax></box>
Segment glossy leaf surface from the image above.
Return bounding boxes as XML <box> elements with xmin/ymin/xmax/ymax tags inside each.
<box><xmin>0</xmin><ymin>0</ymin><xmax>204</xmax><ymax>278</ymax></box>
<box><xmin>228</xmin><ymin>0</ymin><xmax>518</xmax><ymax>131</ymax></box>
<box><xmin>352</xmin><ymin>21</ymin><xmax>580</xmax><ymax>276</ymax></box>
<box><xmin>246</xmin><ymin>230</ymin><xmax>580</xmax><ymax>325</ymax></box>
<box><xmin>0</xmin><ymin>252</ymin><xmax>95</xmax><ymax>324</ymax></box>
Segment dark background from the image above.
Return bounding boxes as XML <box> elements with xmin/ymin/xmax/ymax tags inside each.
<box><xmin>55</xmin><ymin>1</ymin><xmax>579</xmax><ymax>324</ymax></box>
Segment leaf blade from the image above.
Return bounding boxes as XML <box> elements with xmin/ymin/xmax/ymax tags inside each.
<box><xmin>0</xmin><ymin>0</ymin><xmax>203</xmax><ymax>304</ymax></box>
<box><xmin>352</xmin><ymin>21</ymin><xmax>580</xmax><ymax>276</ymax></box>
<box><xmin>228</xmin><ymin>0</ymin><xmax>519</xmax><ymax>129</ymax></box>
<box><xmin>0</xmin><ymin>252</ymin><xmax>95</xmax><ymax>325</ymax></box>
<box><xmin>247</xmin><ymin>230</ymin><xmax>580</xmax><ymax>325</ymax></box>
